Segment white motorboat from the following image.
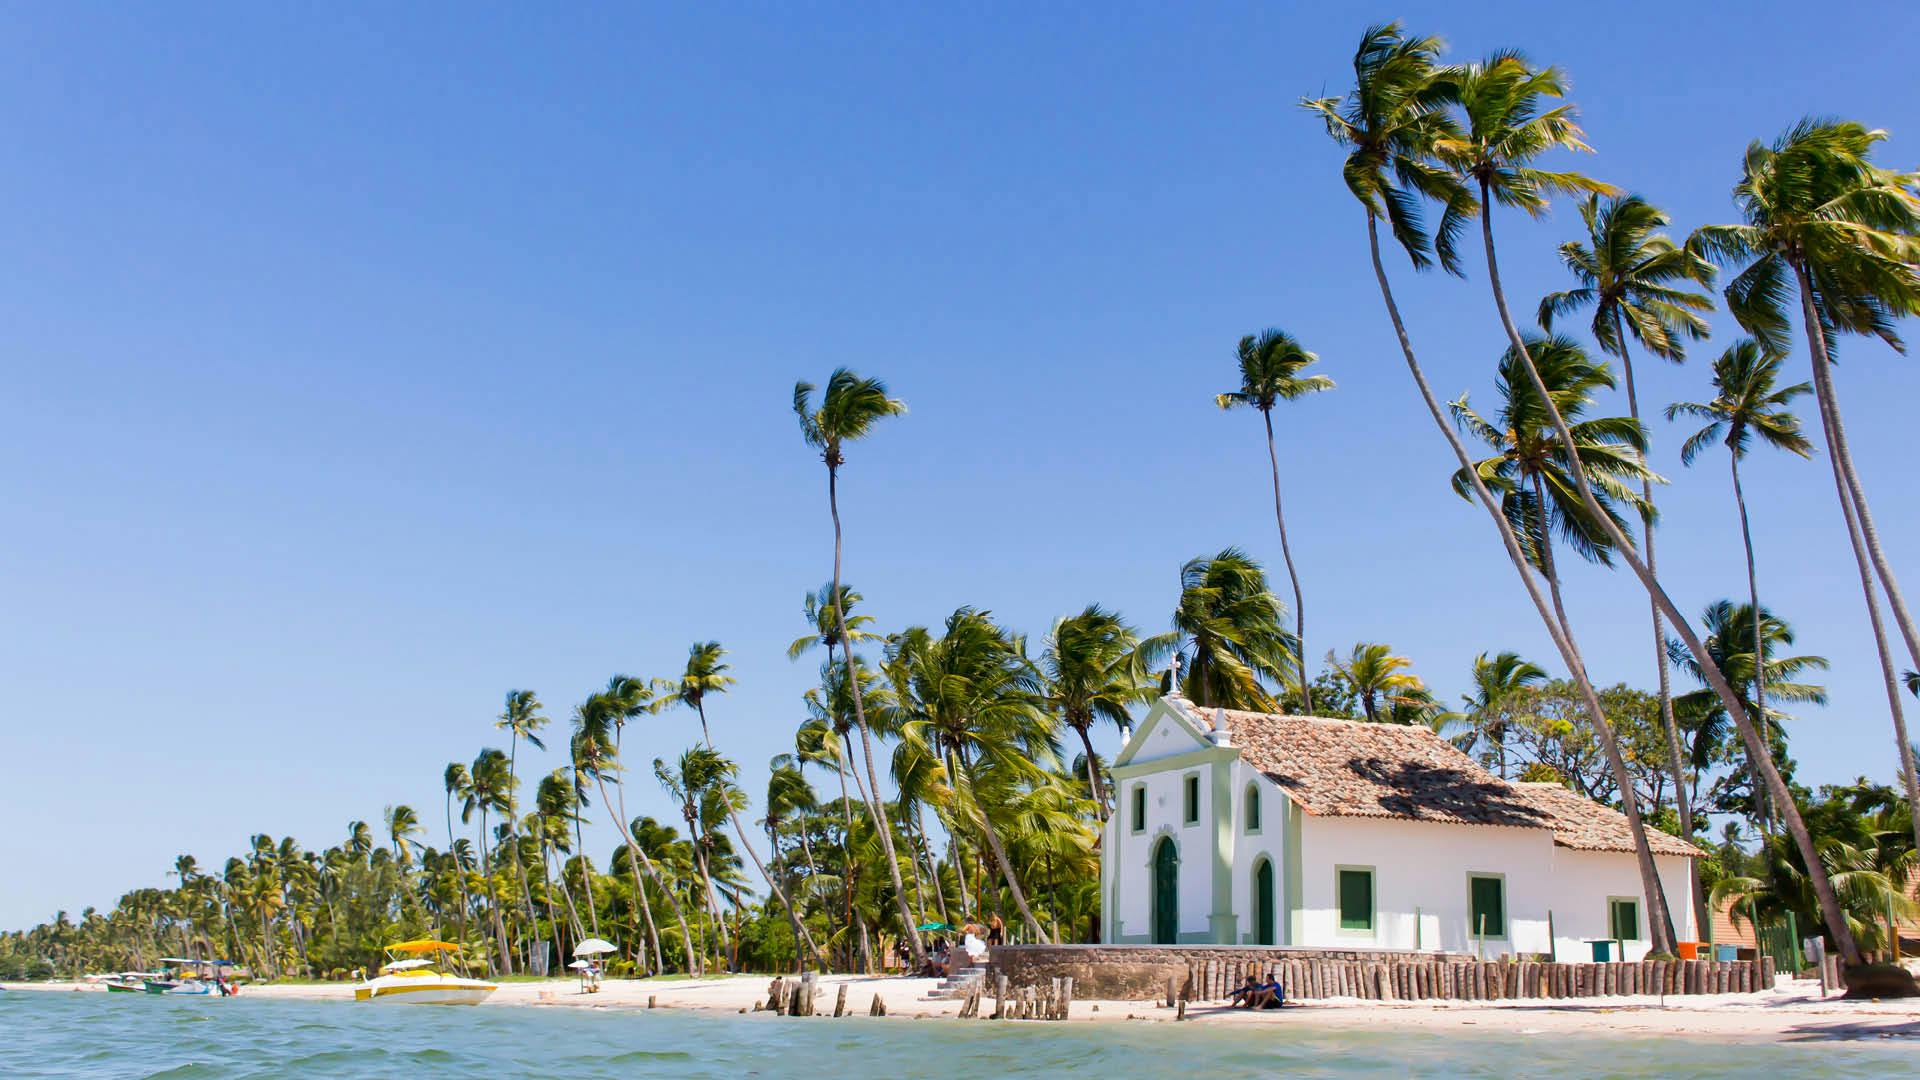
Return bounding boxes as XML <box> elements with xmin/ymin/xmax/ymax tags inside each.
<box><xmin>353</xmin><ymin>940</ymin><xmax>496</xmax><ymax>1005</ymax></box>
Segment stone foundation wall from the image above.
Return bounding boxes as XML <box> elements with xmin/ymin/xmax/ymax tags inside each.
<box><xmin>988</xmin><ymin>945</ymin><xmax>1459</xmax><ymax>1001</ymax></box>
<box><xmin>988</xmin><ymin>945</ymin><xmax>1775</xmax><ymax>1001</ymax></box>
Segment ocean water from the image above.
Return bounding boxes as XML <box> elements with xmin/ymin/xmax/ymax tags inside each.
<box><xmin>0</xmin><ymin>991</ymin><xmax>1911</xmax><ymax>1079</ymax></box>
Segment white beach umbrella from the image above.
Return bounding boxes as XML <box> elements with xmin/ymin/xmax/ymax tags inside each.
<box><xmin>567</xmin><ymin>959</ymin><xmax>593</xmax><ymax>971</ymax></box>
<box><xmin>573</xmin><ymin>938</ymin><xmax>617</xmax><ymax>957</ymax></box>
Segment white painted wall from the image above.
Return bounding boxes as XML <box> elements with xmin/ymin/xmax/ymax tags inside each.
<box><xmin>1293</xmin><ymin>816</ymin><xmax>1696</xmax><ymax>959</ymax></box>
<box><xmin>1540</xmin><ymin>849</ymin><xmax>1697</xmax><ymax>962</ymax></box>
<box><xmin>1108</xmin><ymin>709</ymin><xmax>1215</xmax><ymax>941</ymax></box>
<box><xmin>1226</xmin><ymin>761</ymin><xmax>1286</xmax><ymax>944</ymax></box>
<box><xmin>1296</xmin><ymin>816</ymin><xmax>1560</xmax><ymax>954</ymax></box>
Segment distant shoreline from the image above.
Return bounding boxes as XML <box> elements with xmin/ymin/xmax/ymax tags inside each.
<box><xmin>9</xmin><ymin>972</ymin><xmax>1917</xmax><ymax>1043</ymax></box>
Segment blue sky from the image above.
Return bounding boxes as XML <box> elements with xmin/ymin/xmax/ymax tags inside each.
<box><xmin>4</xmin><ymin>3</ymin><xmax>1918</xmax><ymax>929</ymax></box>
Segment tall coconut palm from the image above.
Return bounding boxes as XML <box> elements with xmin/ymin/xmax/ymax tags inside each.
<box><xmin>460</xmin><ymin>748</ymin><xmax>515</xmax><ymax>973</ymax></box>
<box><xmin>1426</xmin><ymin>46</ymin><xmax>1856</xmax><ymax>960</ymax></box>
<box><xmin>655</xmin><ymin>750</ymin><xmax>733</xmax><ymax>969</ymax></box>
<box><xmin>671</xmin><ymin>643</ymin><xmax>734</xmax><ymax>749</ymax></box>
<box><xmin>384</xmin><ymin>804</ymin><xmax>421</xmax><ymax>867</ymax></box>
<box><xmin>495</xmin><ymin>689</ymin><xmax>547</xmax><ymax>969</ymax></box>
<box><xmin>1039</xmin><ymin>604</ymin><xmax>1151</xmax><ymax>819</ymax></box>
<box><xmin>793</xmin><ymin>367</ymin><xmax>924</xmax><ymax>968</ymax></box>
<box><xmin>788</xmin><ymin>583</ymin><xmax>878</xmax><ymax>661</ymax></box>
<box><xmin>892</xmin><ymin>608</ymin><xmax>1058</xmax><ymax>941</ymax></box>
<box><xmin>574</xmin><ymin>683</ymin><xmax>693</xmax><ymax>975</ymax></box>
<box><xmin>1451</xmin><ymin>334</ymin><xmax>1657</xmax><ymax>632</ymax></box>
<box><xmin>567</xmin><ymin>731</ymin><xmax>601</xmax><ymax>938</ymax></box>
<box><xmin>1460</xmin><ymin>651</ymin><xmax>1547</xmax><ymax>777</ymax></box>
<box><xmin>1538</xmin><ymin>192</ymin><xmax>1716</xmax><ymax>918</ymax></box>
<box><xmin>1326</xmin><ymin>642</ymin><xmax>1428</xmax><ymax>724</ymax></box>
<box><xmin>764</xmin><ymin>754</ymin><xmax>820</xmax><ymax>969</ymax></box>
<box><xmin>1691</xmin><ymin>120</ymin><xmax>1920</xmax><ymax>869</ymax></box>
<box><xmin>1448</xmin><ymin>332</ymin><xmax>1675</xmax><ymax>946</ymax></box>
<box><xmin>1668</xmin><ymin>340</ymin><xmax>1823</xmax><ymax>830</ymax></box>
<box><xmin>1298</xmin><ymin>29</ymin><xmax>1672</xmax><ymax>939</ymax></box>
<box><xmin>533</xmin><ymin>770</ymin><xmax>585</xmax><ymax>947</ymax></box>
<box><xmin>441</xmin><ymin>764</ymin><xmax>473</xmax><ymax>951</ymax></box>
<box><xmin>1215</xmin><ymin>329</ymin><xmax>1335</xmax><ymax>708</ymax></box>
<box><xmin>663</xmin><ymin>644</ymin><xmax>825</xmax><ymax>968</ymax></box>
<box><xmin>1143</xmin><ymin>548</ymin><xmax>1296</xmax><ymax>710</ymax></box>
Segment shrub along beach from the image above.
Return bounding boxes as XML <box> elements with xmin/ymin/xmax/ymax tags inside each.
<box><xmin>7</xmin><ymin>21</ymin><xmax>1920</xmax><ymax>1039</ymax></box>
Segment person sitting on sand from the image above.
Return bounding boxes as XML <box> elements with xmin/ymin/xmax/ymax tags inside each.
<box><xmin>1230</xmin><ymin>975</ymin><xmax>1285</xmax><ymax>1010</ymax></box>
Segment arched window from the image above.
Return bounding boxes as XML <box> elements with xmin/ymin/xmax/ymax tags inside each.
<box><xmin>1244</xmin><ymin>784</ymin><xmax>1262</xmax><ymax>833</ymax></box>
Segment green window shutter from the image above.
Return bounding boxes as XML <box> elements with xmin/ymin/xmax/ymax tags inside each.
<box><xmin>1131</xmin><ymin>786</ymin><xmax>1146</xmax><ymax>832</ymax></box>
<box><xmin>1245</xmin><ymin>787</ymin><xmax>1260</xmax><ymax>832</ymax></box>
<box><xmin>1183</xmin><ymin>775</ymin><xmax>1199</xmax><ymax>824</ymax></box>
<box><xmin>1337</xmin><ymin>868</ymin><xmax>1373</xmax><ymax>931</ymax></box>
<box><xmin>1469</xmin><ymin>876</ymin><xmax>1505</xmax><ymax>938</ymax></box>
<box><xmin>1610</xmin><ymin>899</ymin><xmax>1639</xmax><ymax>942</ymax></box>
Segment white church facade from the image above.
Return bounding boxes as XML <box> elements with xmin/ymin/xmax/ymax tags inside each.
<box><xmin>1101</xmin><ymin>695</ymin><xmax>1699</xmax><ymax>961</ymax></box>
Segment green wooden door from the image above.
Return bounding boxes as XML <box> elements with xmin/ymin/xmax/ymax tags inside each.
<box><xmin>1151</xmin><ymin>838</ymin><xmax>1178</xmax><ymax>944</ymax></box>
<box><xmin>1255</xmin><ymin>860</ymin><xmax>1276</xmax><ymax>946</ymax></box>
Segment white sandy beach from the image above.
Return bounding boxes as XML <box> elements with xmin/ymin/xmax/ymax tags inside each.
<box><xmin>11</xmin><ymin>973</ymin><xmax>1917</xmax><ymax>1043</ymax></box>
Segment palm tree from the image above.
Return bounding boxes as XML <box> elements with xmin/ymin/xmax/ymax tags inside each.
<box><xmin>1667</xmin><ymin>340</ymin><xmax>1826</xmax><ymax>827</ymax></box>
<box><xmin>893</xmin><ymin>608</ymin><xmax>1059</xmax><ymax>941</ymax></box>
<box><xmin>1216</xmin><ymin>329</ymin><xmax>1335</xmax><ymax>708</ymax></box>
<box><xmin>1298</xmin><ymin>28</ymin><xmax>1686</xmax><ymax>950</ymax></box>
<box><xmin>1691</xmin><ymin>121</ymin><xmax>1920</xmax><ymax>869</ymax></box>
<box><xmin>573</xmin><ymin>683</ymin><xmax>694</xmax><ymax>974</ymax></box>
<box><xmin>1326</xmin><ymin>642</ymin><xmax>1427</xmax><ymax>724</ymax></box>
<box><xmin>1039</xmin><ymin>604</ymin><xmax>1151</xmax><ymax>818</ymax></box>
<box><xmin>788</xmin><ymin>583</ymin><xmax>877</xmax><ymax>661</ymax></box>
<box><xmin>671</xmin><ymin>643</ymin><xmax>734</xmax><ymax>749</ymax></box>
<box><xmin>1538</xmin><ymin>192</ymin><xmax>1716</xmax><ymax>914</ymax></box>
<box><xmin>1145</xmin><ymin>548</ymin><xmax>1296</xmax><ymax>710</ymax></box>
<box><xmin>1459</xmin><ymin>652</ymin><xmax>1547</xmax><ymax>778</ymax></box>
<box><xmin>1428</xmin><ymin>46</ymin><xmax>1858</xmax><ymax>961</ymax></box>
<box><xmin>655</xmin><ymin>750</ymin><xmax>732</xmax><ymax>969</ymax></box>
<box><xmin>567</xmin><ymin>731</ymin><xmax>601</xmax><ymax>938</ymax></box>
<box><xmin>1671</xmin><ymin>602</ymin><xmax>1830</xmax><ymax>798</ymax></box>
<box><xmin>793</xmin><ymin>367</ymin><xmax>924</xmax><ymax>968</ymax></box>
<box><xmin>442</xmin><ymin>763</ymin><xmax>474</xmax><ymax>952</ymax></box>
<box><xmin>533</xmin><ymin>770</ymin><xmax>585</xmax><ymax>948</ymax></box>
<box><xmin>662</xmin><ymin>644</ymin><xmax>825</xmax><ymax>969</ymax></box>
<box><xmin>1447</xmin><ymin>332</ymin><xmax>1676</xmax><ymax>947</ymax></box>
<box><xmin>383</xmin><ymin>804</ymin><xmax>421</xmax><ymax>867</ymax></box>
<box><xmin>461</xmin><ymin>748</ymin><xmax>515</xmax><ymax>973</ymax></box>
<box><xmin>495</xmin><ymin>690</ymin><xmax>548</xmax><ymax>969</ymax></box>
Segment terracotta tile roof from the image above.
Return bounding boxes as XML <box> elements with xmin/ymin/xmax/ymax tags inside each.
<box><xmin>1510</xmin><ymin>782</ymin><xmax>1702</xmax><ymax>858</ymax></box>
<box><xmin>1171</xmin><ymin>699</ymin><xmax>1701</xmax><ymax>858</ymax></box>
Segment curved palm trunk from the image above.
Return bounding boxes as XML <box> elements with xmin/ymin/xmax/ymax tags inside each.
<box><xmin>596</xmin><ymin>774</ymin><xmax>682</xmax><ymax>975</ymax></box>
<box><xmin>1615</xmin><ymin>319</ymin><xmax>1704</xmax><ymax>931</ymax></box>
<box><xmin>1362</xmin><ymin>209</ymin><xmax>1676</xmax><ymax>955</ymax></box>
<box><xmin>1730</xmin><ymin>445</ymin><xmax>1776</xmax><ymax>838</ymax></box>
<box><xmin>1261</xmin><ymin>409</ymin><xmax>1311</xmax><ymax>710</ymax></box>
<box><xmin>1804</xmin><ymin>349</ymin><xmax>1920</xmax><ymax>860</ymax></box>
<box><xmin>826</xmin><ymin>462</ymin><xmax>928</xmax><ymax>968</ymax></box>
<box><xmin>767</xmin><ymin>822</ymin><xmax>807</xmax><ymax>973</ymax></box>
<box><xmin>1798</xmin><ymin>274</ymin><xmax>1920</xmax><ymax>677</ymax></box>
<box><xmin>1075</xmin><ymin>723</ymin><xmax>1110</xmax><ymax>820</ymax></box>
<box><xmin>1478</xmin><ymin>200</ymin><xmax>1852</xmax><ymax>961</ymax></box>
<box><xmin>550</xmin><ymin>844</ymin><xmax>586</xmax><ymax>943</ymax></box>
<box><xmin>571</xmin><ymin>771</ymin><xmax>601</xmax><ymax>938</ymax></box>
<box><xmin>727</xmin><ymin>809</ymin><xmax>827</xmax><ymax>969</ymax></box>
<box><xmin>956</xmin><ymin>750</ymin><xmax>1050</xmax><ymax>943</ymax></box>
<box><xmin>445</xmin><ymin>792</ymin><xmax>471</xmax><ymax>955</ymax></box>
<box><xmin>832</xmin><ymin>750</ymin><xmax>867</xmax><ymax>973</ymax></box>
<box><xmin>1794</xmin><ymin>270</ymin><xmax>1920</xmax><ymax>861</ymax></box>
<box><xmin>690</xmin><ymin>832</ymin><xmax>730</xmax><ymax>971</ymax></box>
<box><xmin>504</xmin><ymin>738</ymin><xmax>541</xmax><ymax>971</ymax></box>
<box><xmin>475</xmin><ymin>808</ymin><xmax>511</xmax><ymax>974</ymax></box>
<box><xmin>917</xmin><ymin>804</ymin><xmax>952</xmax><ymax>925</ymax></box>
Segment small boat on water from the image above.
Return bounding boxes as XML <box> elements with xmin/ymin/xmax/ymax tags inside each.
<box><xmin>104</xmin><ymin>972</ymin><xmax>159</xmax><ymax>993</ymax></box>
<box><xmin>354</xmin><ymin>940</ymin><xmax>496</xmax><ymax>1005</ymax></box>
